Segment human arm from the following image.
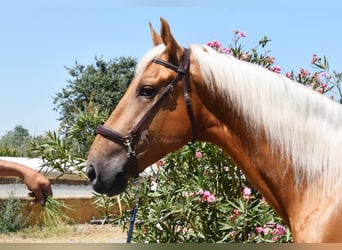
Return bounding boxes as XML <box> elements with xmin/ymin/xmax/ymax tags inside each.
<box><xmin>0</xmin><ymin>159</ymin><xmax>52</xmax><ymax>204</ymax></box>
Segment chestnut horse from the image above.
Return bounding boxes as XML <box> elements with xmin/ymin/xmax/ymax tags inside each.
<box><xmin>87</xmin><ymin>18</ymin><xmax>342</xmax><ymax>242</ymax></box>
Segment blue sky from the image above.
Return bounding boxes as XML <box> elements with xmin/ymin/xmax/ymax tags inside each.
<box><xmin>0</xmin><ymin>0</ymin><xmax>341</xmax><ymax>136</ymax></box>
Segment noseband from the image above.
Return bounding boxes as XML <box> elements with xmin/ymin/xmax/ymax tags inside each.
<box><xmin>96</xmin><ymin>48</ymin><xmax>196</xmax><ymax>162</ymax></box>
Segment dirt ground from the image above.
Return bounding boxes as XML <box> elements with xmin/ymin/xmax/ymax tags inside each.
<box><xmin>0</xmin><ymin>224</ymin><xmax>127</xmax><ymax>243</ymax></box>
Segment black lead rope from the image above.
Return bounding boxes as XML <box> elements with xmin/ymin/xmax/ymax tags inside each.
<box><xmin>126</xmin><ymin>178</ymin><xmax>142</xmax><ymax>243</ymax></box>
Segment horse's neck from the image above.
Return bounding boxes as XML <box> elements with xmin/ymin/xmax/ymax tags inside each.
<box><xmin>196</xmin><ymin>88</ymin><xmax>291</xmax><ymax>224</ymax></box>
<box><xmin>193</xmin><ymin>47</ymin><xmax>342</xmax><ymax>241</ymax></box>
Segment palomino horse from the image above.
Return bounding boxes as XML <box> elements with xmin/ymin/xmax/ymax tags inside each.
<box><xmin>87</xmin><ymin>18</ymin><xmax>342</xmax><ymax>242</ymax></box>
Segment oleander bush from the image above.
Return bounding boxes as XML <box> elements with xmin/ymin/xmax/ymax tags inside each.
<box><xmin>117</xmin><ymin>142</ymin><xmax>292</xmax><ymax>242</ymax></box>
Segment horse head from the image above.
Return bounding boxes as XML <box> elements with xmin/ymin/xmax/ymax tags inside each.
<box><xmin>86</xmin><ymin>18</ymin><xmax>203</xmax><ymax>196</ymax></box>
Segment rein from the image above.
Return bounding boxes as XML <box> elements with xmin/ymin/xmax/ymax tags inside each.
<box><xmin>96</xmin><ymin>47</ymin><xmax>196</xmax><ymax>159</ymax></box>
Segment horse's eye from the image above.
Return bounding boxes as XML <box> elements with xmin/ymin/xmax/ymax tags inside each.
<box><xmin>139</xmin><ymin>85</ymin><xmax>157</xmax><ymax>98</ymax></box>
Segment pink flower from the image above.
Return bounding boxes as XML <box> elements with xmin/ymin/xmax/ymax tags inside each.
<box><xmin>206</xmin><ymin>194</ymin><xmax>216</xmax><ymax>203</ymax></box>
<box><xmin>306</xmin><ymin>84</ymin><xmax>314</xmax><ymax>90</ymax></box>
<box><xmin>206</xmin><ymin>40</ymin><xmax>222</xmax><ymax>51</ymax></box>
<box><xmin>195</xmin><ymin>151</ymin><xmax>203</xmax><ymax>158</ymax></box>
<box><xmin>273</xmin><ymin>224</ymin><xmax>286</xmax><ymax>237</ymax></box>
<box><xmin>241</xmin><ymin>53</ymin><xmax>251</xmax><ymax>61</ymax></box>
<box><xmin>314</xmin><ymin>72</ymin><xmax>321</xmax><ymax>80</ymax></box>
<box><xmin>230</xmin><ymin>209</ymin><xmax>240</xmax><ymax>221</ymax></box>
<box><xmin>233</xmin><ymin>30</ymin><xmax>246</xmax><ymax>37</ymax></box>
<box><xmin>197</xmin><ymin>189</ymin><xmax>216</xmax><ymax>203</ymax></box>
<box><xmin>212</xmin><ymin>40</ymin><xmax>221</xmax><ymax>49</ymax></box>
<box><xmin>233</xmin><ymin>209</ymin><xmax>240</xmax><ymax>216</ymax></box>
<box><xmin>315</xmin><ymin>82</ymin><xmax>328</xmax><ymax>94</ymax></box>
<box><xmin>156</xmin><ymin>160</ymin><xmax>164</xmax><ymax>167</ymax></box>
<box><xmin>286</xmin><ymin>72</ymin><xmax>293</xmax><ymax>78</ymax></box>
<box><xmin>256</xmin><ymin>227</ymin><xmax>263</xmax><ymax>234</ymax></box>
<box><xmin>271</xmin><ymin>236</ymin><xmax>279</xmax><ymax>241</ymax></box>
<box><xmin>300</xmin><ymin>68</ymin><xmax>310</xmax><ymax>77</ymax></box>
<box><xmin>266</xmin><ymin>56</ymin><xmax>275</xmax><ymax>64</ymax></box>
<box><xmin>197</xmin><ymin>189</ymin><xmax>204</xmax><ymax>195</ymax></box>
<box><xmin>259</xmin><ymin>196</ymin><xmax>268</xmax><ymax>205</ymax></box>
<box><xmin>206</xmin><ymin>40</ymin><xmax>221</xmax><ymax>49</ymax></box>
<box><xmin>242</xmin><ymin>187</ymin><xmax>252</xmax><ymax>201</ymax></box>
<box><xmin>271</xmin><ymin>65</ymin><xmax>282</xmax><ymax>74</ymax></box>
<box><xmin>263</xmin><ymin>227</ymin><xmax>270</xmax><ymax>235</ymax></box>
<box><xmin>206</xmin><ymin>41</ymin><xmax>213</xmax><ymax>47</ymax></box>
<box><xmin>311</xmin><ymin>53</ymin><xmax>318</xmax><ymax>64</ymax></box>
<box><xmin>256</xmin><ymin>223</ymin><xmax>287</xmax><ymax>240</ymax></box>
<box><xmin>221</xmin><ymin>47</ymin><xmax>231</xmax><ymax>54</ymax></box>
<box><xmin>203</xmin><ymin>190</ymin><xmax>211</xmax><ymax>198</ymax></box>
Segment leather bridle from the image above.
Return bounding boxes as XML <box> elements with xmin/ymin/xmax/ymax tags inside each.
<box><xmin>96</xmin><ymin>47</ymin><xmax>196</xmax><ymax>161</ymax></box>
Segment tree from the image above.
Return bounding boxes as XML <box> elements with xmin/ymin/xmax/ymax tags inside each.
<box><xmin>29</xmin><ymin>56</ymin><xmax>137</xmax><ymax>175</ymax></box>
<box><xmin>0</xmin><ymin>125</ymin><xmax>32</xmax><ymax>156</ymax></box>
<box><xmin>53</xmin><ymin>56</ymin><xmax>137</xmax><ymax>133</ymax></box>
<box><xmin>51</xmin><ymin>56</ymin><xmax>136</xmax><ymax>155</ymax></box>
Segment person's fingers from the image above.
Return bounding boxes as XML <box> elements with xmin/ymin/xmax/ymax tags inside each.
<box><xmin>34</xmin><ymin>190</ymin><xmax>46</xmax><ymax>205</ymax></box>
<box><xmin>42</xmin><ymin>183</ymin><xmax>53</xmax><ymax>197</ymax></box>
<box><xmin>28</xmin><ymin>189</ymin><xmax>46</xmax><ymax>205</ymax></box>
<box><xmin>27</xmin><ymin>192</ymin><xmax>38</xmax><ymax>205</ymax></box>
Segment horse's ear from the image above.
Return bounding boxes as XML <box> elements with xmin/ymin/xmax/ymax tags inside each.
<box><xmin>160</xmin><ymin>17</ymin><xmax>183</xmax><ymax>63</ymax></box>
<box><xmin>149</xmin><ymin>22</ymin><xmax>163</xmax><ymax>46</ymax></box>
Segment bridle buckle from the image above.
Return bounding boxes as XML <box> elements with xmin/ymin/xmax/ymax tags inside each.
<box><xmin>123</xmin><ymin>135</ymin><xmax>136</xmax><ymax>157</ymax></box>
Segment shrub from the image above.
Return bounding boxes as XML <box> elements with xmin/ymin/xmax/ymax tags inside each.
<box><xmin>117</xmin><ymin>143</ymin><xmax>292</xmax><ymax>242</ymax></box>
<box><xmin>0</xmin><ymin>192</ymin><xmax>28</xmax><ymax>233</ymax></box>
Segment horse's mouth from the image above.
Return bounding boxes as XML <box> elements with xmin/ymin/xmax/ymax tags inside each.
<box><xmin>108</xmin><ymin>172</ymin><xmax>129</xmax><ymax>196</ymax></box>
<box><xmin>92</xmin><ymin>171</ymin><xmax>128</xmax><ymax>196</ymax></box>
<box><xmin>87</xmin><ymin>163</ymin><xmax>129</xmax><ymax>196</ymax></box>
<box><xmin>86</xmin><ymin>141</ymin><xmax>141</xmax><ymax>196</ymax></box>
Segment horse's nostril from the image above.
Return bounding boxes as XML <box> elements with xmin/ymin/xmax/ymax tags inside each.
<box><xmin>87</xmin><ymin>164</ymin><xmax>97</xmax><ymax>182</ymax></box>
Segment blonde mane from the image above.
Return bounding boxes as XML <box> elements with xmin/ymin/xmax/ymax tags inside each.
<box><xmin>191</xmin><ymin>44</ymin><xmax>342</xmax><ymax>193</ymax></box>
<box><xmin>135</xmin><ymin>44</ymin><xmax>342</xmax><ymax>194</ymax></box>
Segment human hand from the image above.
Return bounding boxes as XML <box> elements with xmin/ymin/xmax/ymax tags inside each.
<box><xmin>22</xmin><ymin>170</ymin><xmax>53</xmax><ymax>205</ymax></box>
